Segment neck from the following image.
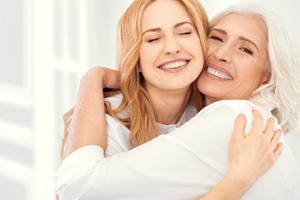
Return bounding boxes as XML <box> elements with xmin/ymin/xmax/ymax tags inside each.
<box><xmin>204</xmin><ymin>96</ymin><xmax>216</xmax><ymax>106</ymax></box>
<box><xmin>150</xmin><ymin>88</ymin><xmax>192</xmax><ymax>125</ymax></box>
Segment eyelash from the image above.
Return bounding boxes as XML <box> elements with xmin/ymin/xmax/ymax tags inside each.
<box><xmin>148</xmin><ymin>38</ymin><xmax>160</xmax><ymax>43</ymax></box>
<box><xmin>179</xmin><ymin>32</ymin><xmax>192</xmax><ymax>35</ymax></box>
<box><xmin>240</xmin><ymin>47</ymin><xmax>253</xmax><ymax>55</ymax></box>
<box><xmin>147</xmin><ymin>31</ymin><xmax>192</xmax><ymax>43</ymax></box>
<box><xmin>209</xmin><ymin>35</ymin><xmax>254</xmax><ymax>55</ymax></box>
<box><xmin>209</xmin><ymin>35</ymin><xmax>223</xmax><ymax>42</ymax></box>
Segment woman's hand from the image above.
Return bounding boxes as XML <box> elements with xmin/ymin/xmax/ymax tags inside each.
<box><xmin>81</xmin><ymin>66</ymin><xmax>120</xmax><ymax>89</ymax></box>
<box><xmin>228</xmin><ymin>110</ymin><xmax>282</xmax><ymax>186</ymax></box>
<box><xmin>199</xmin><ymin>110</ymin><xmax>282</xmax><ymax>200</ymax></box>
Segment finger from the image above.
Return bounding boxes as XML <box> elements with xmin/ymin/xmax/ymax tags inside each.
<box><xmin>263</xmin><ymin>117</ymin><xmax>275</xmax><ymax>141</ymax></box>
<box><xmin>251</xmin><ymin>109</ymin><xmax>264</xmax><ymax>135</ymax></box>
<box><xmin>232</xmin><ymin>114</ymin><xmax>247</xmax><ymax>140</ymax></box>
<box><xmin>273</xmin><ymin>142</ymin><xmax>283</xmax><ymax>160</ymax></box>
<box><xmin>104</xmin><ymin>69</ymin><xmax>120</xmax><ymax>89</ymax></box>
<box><xmin>270</xmin><ymin>129</ymin><xmax>282</xmax><ymax>150</ymax></box>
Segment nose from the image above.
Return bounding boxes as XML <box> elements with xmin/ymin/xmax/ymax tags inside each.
<box><xmin>213</xmin><ymin>44</ymin><xmax>232</xmax><ymax>62</ymax></box>
<box><xmin>163</xmin><ymin>36</ymin><xmax>182</xmax><ymax>54</ymax></box>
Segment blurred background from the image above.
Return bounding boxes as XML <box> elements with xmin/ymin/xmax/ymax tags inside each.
<box><xmin>0</xmin><ymin>0</ymin><xmax>299</xmax><ymax>199</ymax></box>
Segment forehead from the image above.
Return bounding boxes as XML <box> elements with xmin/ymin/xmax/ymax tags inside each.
<box><xmin>214</xmin><ymin>13</ymin><xmax>267</xmax><ymax>46</ymax></box>
<box><xmin>142</xmin><ymin>0</ymin><xmax>192</xmax><ymax>30</ymax></box>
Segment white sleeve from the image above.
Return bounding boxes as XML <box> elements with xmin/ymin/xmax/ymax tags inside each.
<box><xmin>54</xmin><ymin>145</ymin><xmax>105</xmax><ymax>200</ymax></box>
<box><xmin>55</xmin><ymin>100</ymin><xmax>300</xmax><ymax>200</ymax></box>
<box><xmin>104</xmin><ymin>94</ymin><xmax>131</xmax><ymax>156</ymax></box>
<box><xmin>104</xmin><ymin>114</ymin><xmax>131</xmax><ymax>157</ymax></box>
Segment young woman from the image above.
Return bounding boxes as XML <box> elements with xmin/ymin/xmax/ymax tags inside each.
<box><xmin>55</xmin><ymin>1</ymin><xmax>300</xmax><ymax>200</ymax></box>
<box><xmin>62</xmin><ymin>0</ymin><xmax>208</xmax><ymax>157</ymax></box>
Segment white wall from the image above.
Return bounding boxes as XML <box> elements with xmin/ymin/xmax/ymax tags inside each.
<box><xmin>0</xmin><ymin>0</ymin><xmax>299</xmax><ymax>199</ymax></box>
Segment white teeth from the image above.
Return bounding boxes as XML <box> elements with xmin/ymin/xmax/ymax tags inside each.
<box><xmin>207</xmin><ymin>67</ymin><xmax>233</xmax><ymax>80</ymax></box>
<box><xmin>160</xmin><ymin>61</ymin><xmax>187</xmax><ymax>69</ymax></box>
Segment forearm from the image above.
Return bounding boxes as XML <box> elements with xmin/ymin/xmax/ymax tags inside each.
<box><xmin>63</xmin><ymin>68</ymin><xmax>108</xmax><ymax>158</ymax></box>
<box><xmin>199</xmin><ymin>169</ymin><xmax>252</xmax><ymax>200</ymax></box>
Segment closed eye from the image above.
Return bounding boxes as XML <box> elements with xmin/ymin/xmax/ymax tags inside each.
<box><xmin>240</xmin><ymin>47</ymin><xmax>253</xmax><ymax>55</ymax></box>
<box><xmin>209</xmin><ymin>35</ymin><xmax>223</xmax><ymax>42</ymax></box>
<box><xmin>148</xmin><ymin>38</ymin><xmax>160</xmax><ymax>43</ymax></box>
<box><xmin>179</xmin><ymin>32</ymin><xmax>192</xmax><ymax>35</ymax></box>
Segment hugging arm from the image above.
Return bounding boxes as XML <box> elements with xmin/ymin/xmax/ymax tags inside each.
<box><xmin>57</xmin><ymin>67</ymin><xmax>282</xmax><ymax>200</ymax></box>
<box><xmin>63</xmin><ymin>67</ymin><xmax>120</xmax><ymax>158</ymax></box>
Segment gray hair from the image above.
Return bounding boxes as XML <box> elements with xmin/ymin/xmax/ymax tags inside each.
<box><xmin>210</xmin><ymin>4</ymin><xmax>300</xmax><ymax>133</ymax></box>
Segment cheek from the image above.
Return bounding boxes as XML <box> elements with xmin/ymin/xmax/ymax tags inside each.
<box><xmin>239</xmin><ymin>65</ymin><xmax>266</xmax><ymax>88</ymax></box>
<box><xmin>139</xmin><ymin>46</ymin><xmax>147</xmax><ymax>63</ymax></box>
<box><xmin>251</xmin><ymin>63</ymin><xmax>268</xmax><ymax>80</ymax></box>
<box><xmin>205</xmin><ymin>45</ymin><xmax>216</xmax><ymax>60</ymax></box>
<box><xmin>139</xmin><ymin>50</ymin><xmax>156</xmax><ymax>74</ymax></box>
<box><xmin>190</xmin><ymin>37</ymin><xmax>203</xmax><ymax>54</ymax></box>
<box><xmin>139</xmin><ymin>44</ymin><xmax>160</xmax><ymax>65</ymax></box>
<box><xmin>139</xmin><ymin>46</ymin><xmax>152</xmax><ymax>68</ymax></box>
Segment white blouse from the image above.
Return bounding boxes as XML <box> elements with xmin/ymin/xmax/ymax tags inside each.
<box><xmin>104</xmin><ymin>94</ymin><xmax>198</xmax><ymax>157</ymax></box>
<box><xmin>55</xmin><ymin>99</ymin><xmax>300</xmax><ymax>200</ymax></box>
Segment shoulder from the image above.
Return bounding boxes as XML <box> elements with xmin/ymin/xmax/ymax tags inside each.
<box><xmin>105</xmin><ymin>112</ymin><xmax>131</xmax><ymax>156</ymax></box>
<box><xmin>104</xmin><ymin>93</ymin><xmax>131</xmax><ymax>152</ymax></box>
<box><xmin>200</xmin><ymin>100</ymin><xmax>272</xmax><ymax>119</ymax></box>
<box><xmin>191</xmin><ymin>100</ymin><xmax>279</xmax><ymax>134</ymax></box>
<box><xmin>105</xmin><ymin>93</ymin><xmax>123</xmax><ymax>109</ymax></box>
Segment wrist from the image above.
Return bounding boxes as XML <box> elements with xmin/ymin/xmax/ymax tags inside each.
<box><xmin>80</xmin><ymin>67</ymin><xmax>106</xmax><ymax>89</ymax></box>
<box><xmin>199</xmin><ymin>171</ymin><xmax>252</xmax><ymax>200</ymax></box>
<box><xmin>82</xmin><ymin>66</ymin><xmax>120</xmax><ymax>89</ymax></box>
<box><xmin>220</xmin><ymin>169</ymin><xmax>255</xmax><ymax>198</ymax></box>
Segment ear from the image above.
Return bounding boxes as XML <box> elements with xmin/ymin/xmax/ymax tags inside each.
<box><xmin>262</xmin><ymin>74</ymin><xmax>270</xmax><ymax>84</ymax></box>
<box><xmin>262</xmin><ymin>65</ymin><xmax>271</xmax><ymax>84</ymax></box>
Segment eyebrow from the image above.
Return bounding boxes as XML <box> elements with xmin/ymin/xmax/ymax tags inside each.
<box><xmin>142</xmin><ymin>21</ymin><xmax>193</xmax><ymax>36</ymax></box>
<box><xmin>211</xmin><ymin>28</ymin><xmax>260</xmax><ymax>52</ymax></box>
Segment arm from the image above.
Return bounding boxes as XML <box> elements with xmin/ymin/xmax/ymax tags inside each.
<box><xmin>63</xmin><ymin>67</ymin><xmax>120</xmax><ymax>158</ymax></box>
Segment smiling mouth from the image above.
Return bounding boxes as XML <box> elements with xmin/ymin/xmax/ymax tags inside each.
<box><xmin>207</xmin><ymin>67</ymin><xmax>233</xmax><ymax>80</ymax></box>
<box><xmin>159</xmin><ymin>60</ymin><xmax>189</xmax><ymax>69</ymax></box>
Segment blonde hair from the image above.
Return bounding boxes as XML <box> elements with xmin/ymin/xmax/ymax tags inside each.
<box><xmin>61</xmin><ymin>0</ymin><xmax>208</xmax><ymax>154</ymax></box>
<box><xmin>210</xmin><ymin>4</ymin><xmax>300</xmax><ymax>133</ymax></box>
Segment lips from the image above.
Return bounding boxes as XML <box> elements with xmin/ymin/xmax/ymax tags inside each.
<box><xmin>159</xmin><ymin>60</ymin><xmax>189</xmax><ymax>69</ymax></box>
<box><xmin>206</xmin><ymin>66</ymin><xmax>233</xmax><ymax>80</ymax></box>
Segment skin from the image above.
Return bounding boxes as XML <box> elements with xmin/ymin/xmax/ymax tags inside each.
<box><xmin>140</xmin><ymin>0</ymin><xmax>204</xmax><ymax>124</ymax></box>
<box><xmin>140</xmin><ymin>0</ymin><xmax>203</xmax><ymax>91</ymax></box>
<box><xmin>198</xmin><ymin>13</ymin><xmax>269</xmax><ymax>105</ymax></box>
<box><xmin>60</xmin><ymin>2</ymin><xmax>282</xmax><ymax>200</ymax></box>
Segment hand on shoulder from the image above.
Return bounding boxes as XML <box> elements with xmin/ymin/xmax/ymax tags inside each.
<box><xmin>80</xmin><ymin>66</ymin><xmax>120</xmax><ymax>89</ymax></box>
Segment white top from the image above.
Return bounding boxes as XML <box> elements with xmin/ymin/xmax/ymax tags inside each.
<box><xmin>55</xmin><ymin>100</ymin><xmax>300</xmax><ymax>200</ymax></box>
<box><xmin>104</xmin><ymin>94</ymin><xmax>198</xmax><ymax>156</ymax></box>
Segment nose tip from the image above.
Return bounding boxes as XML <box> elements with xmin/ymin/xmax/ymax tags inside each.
<box><xmin>219</xmin><ymin>58</ymin><xmax>227</xmax><ymax>62</ymax></box>
<box><xmin>166</xmin><ymin>46</ymin><xmax>182</xmax><ymax>54</ymax></box>
<box><xmin>164</xmin><ymin>38</ymin><xmax>182</xmax><ymax>54</ymax></box>
<box><xmin>214</xmin><ymin>46</ymin><xmax>231</xmax><ymax>62</ymax></box>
